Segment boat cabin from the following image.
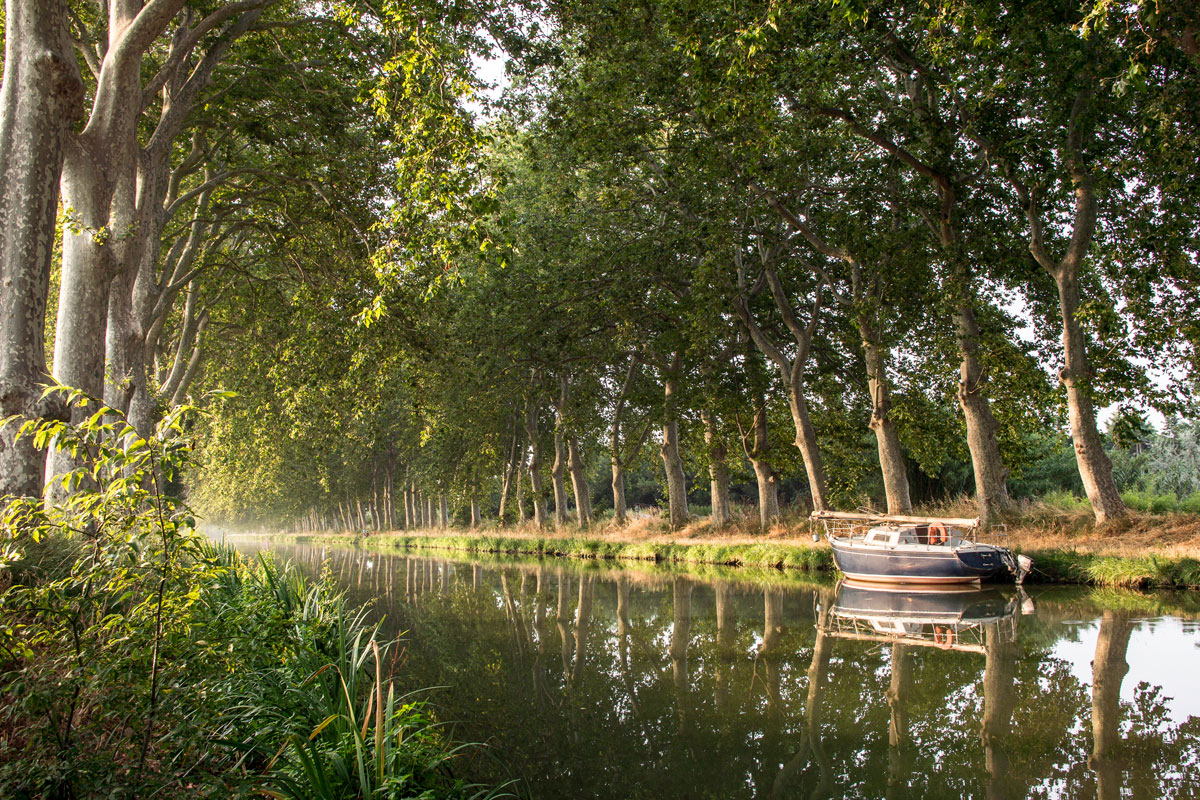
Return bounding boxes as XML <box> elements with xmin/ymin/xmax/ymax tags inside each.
<box><xmin>863</xmin><ymin>525</ymin><xmax>968</xmax><ymax>547</ymax></box>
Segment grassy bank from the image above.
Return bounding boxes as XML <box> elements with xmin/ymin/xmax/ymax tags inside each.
<box><xmin>287</xmin><ymin>531</ymin><xmax>835</xmax><ymax>571</ymax></box>
<box><xmin>1</xmin><ymin>538</ymin><xmax>496</xmax><ymax>799</ymax></box>
<box><xmin>279</xmin><ymin>522</ymin><xmax>1200</xmax><ymax>590</ymax></box>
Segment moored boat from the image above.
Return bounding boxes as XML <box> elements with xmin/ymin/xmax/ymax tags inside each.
<box><xmin>812</xmin><ymin>511</ymin><xmax>1032</xmax><ymax>586</ymax></box>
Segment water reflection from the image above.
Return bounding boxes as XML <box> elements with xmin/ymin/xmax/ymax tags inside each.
<box><xmin>239</xmin><ymin>542</ymin><xmax>1200</xmax><ymax>800</ymax></box>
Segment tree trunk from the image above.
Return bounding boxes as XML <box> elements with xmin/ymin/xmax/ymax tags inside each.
<box><xmin>1057</xmin><ymin>270</ymin><xmax>1126</xmax><ymax>523</ymax></box>
<box><xmin>737</xmin><ymin>278</ymin><xmax>829</xmax><ymax>512</ymax></box>
<box><xmin>609</xmin><ymin>354</ymin><xmax>642</xmax><ymax>526</ymax></box>
<box><xmin>386</xmin><ymin>468</ymin><xmax>396</xmax><ymax>529</ymax></box>
<box><xmin>861</xmin><ymin>324</ymin><xmax>912</xmax><ymax>514</ymax></box>
<box><xmin>567</xmin><ymin>434</ymin><xmax>591</xmax><ymax>526</ymax></box>
<box><xmin>1007</xmin><ymin>93</ymin><xmax>1125</xmax><ymax>525</ymax></box>
<box><xmin>981</xmin><ymin>622</ymin><xmax>1020</xmax><ymax>800</ymax></box>
<box><xmin>611</xmin><ymin>456</ymin><xmax>628</xmax><ymax>527</ymax></box>
<box><xmin>760</xmin><ymin>588</ymin><xmax>785</xmax><ymax>737</ymax></box>
<box><xmin>956</xmin><ymin>303</ymin><xmax>1011</xmax><ymax>526</ymax></box>
<box><xmin>886</xmin><ymin>644</ymin><xmax>913</xmax><ymax>796</ymax></box>
<box><xmin>425</xmin><ymin>496</ymin><xmax>434</xmax><ymax>528</ymax></box>
<box><xmin>0</xmin><ymin>0</ymin><xmax>83</xmax><ymax>497</ymax></box>
<box><xmin>516</xmin><ymin>463</ymin><xmax>528</xmax><ymax>523</ymax></box>
<box><xmin>1090</xmin><ymin>611</ymin><xmax>1133</xmax><ymax>800</ymax></box>
<box><xmin>50</xmin><ymin>0</ymin><xmax>167</xmax><ymax>489</ymax></box>
<box><xmin>572</xmin><ymin>577</ymin><xmax>592</xmax><ymax>683</ymax></box>
<box><xmin>439</xmin><ymin>494</ymin><xmax>449</xmax><ymax>529</ymax></box>
<box><xmin>703</xmin><ymin>410</ymin><xmax>732</xmax><ymax>527</ymax></box>
<box><xmin>498</xmin><ymin>429</ymin><xmax>519</xmax><ymax>524</ymax></box>
<box><xmin>551</xmin><ymin>423</ymin><xmax>569</xmax><ymax>527</ymax></box>
<box><xmin>670</xmin><ymin>577</ymin><xmax>693</xmax><ymax>729</ymax></box>
<box><xmin>785</xmin><ymin>386</ymin><xmax>828</xmax><ymax>513</ymax></box>
<box><xmin>748</xmin><ymin>400</ymin><xmax>780</xmax><ymax>529</ymax></box>
<box><xmin>660</xmin><ymin>352</ymin><xmax>689</xmax><ymax>528</ymax></box>
<box><xmin>371</xmin><ymin>473</ymin><xmax>381</xmax><ymax>529</ymax></box>
<box><xmin>525</xmin><ymin>398</ymin><xmax>547</xmax><ymax>526</ymax></box>
<box><xmin>470</xmin><ymin>493</ymin><xmax>480</xmax><ymax>528</ymax></box>
<box><xmin>48</xmin><ymin>153</ymin><xmax>119</xmax><ymax>487</ymax></box>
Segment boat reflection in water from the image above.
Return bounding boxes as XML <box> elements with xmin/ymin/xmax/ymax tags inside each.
<box><xmin>820</xmin><ymin>579</ymin><xmax>1034</xmax><ymax>799</ymax></box>
<box><xmin>821</xmin><ymin>579</ymin><xmax>1032</xmax><ymax>653</ymax></box>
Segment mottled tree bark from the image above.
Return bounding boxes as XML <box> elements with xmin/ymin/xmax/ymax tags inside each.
<box><xmin>610</xmin><ymin>455</ymin><xmax>628</xmax><ymax>526</ymax></box>
<box><xmin>861</xmin><ymin>319</ymin><xmax>912</xmax><ymax>514</ymax></box>
<box><xmin>0</xmin><ymin>0</ymin><xmax>83</xmax><ymax>496</ymax></box>
<box><xmin>50</xmin><ymin>0</ymin><xmax>189</xmax><ymax>488</ymax></box>
<box><xmin>660</xmin><ymin>351</ymin><xmax>689</xmax><ymax>528</ymax></box>
<box><xmin>609</xmin><ymin>353</ymin><xmax>647</xmax><ymax>526</ymax></box>
<box><xmin>702</xmin><ymin>410</ymin><xmax>732</xmax><ymax>527</ymax></box>
<box><xmin>737</xmin><ymin>269</ymin><xmax>830</xmax><ymax>512</ymax></box>
<box><xmin>402</xmin><ymin>482</ymin><xmax>412</xmax><ymax>529</ymax></box>
<box><xmin>746</xmin><ymin>399</ymin><xmax>780</xmax><ymax>529</ymax></box>
<box><xmin>1007</xmin><ymin>89</ymin><xmax>1125</xmax><ymax>524</ymax></box>
<box><xmin>498</xmin><ymin>427</ymin><xmax>520</xmax><ymax>524</ymax></box>
<box><xmin>515</xmin><ymin>464</ymin><xmax>528</xmax><ymax>523</ymax></box>
<box><xmin>524</xmin><ymin>396</ymin><xmax>547</xmax><ymax>527</ymax></box>
<box><xmin>1057</xmin><ymin>268</ymin><xmax>1126</xmax><ymax>523</ymax></box>
<box><xmin>567</xmin><ymin>434</ymin><xmax>591</xmax><ymax>526</ymax></box>
<box><xmin>550</xmin><ymin>425</ymin><xmax>569</xmax><ymax>527</ymax></box>
<box><xmin>956</xmin><ymin>302</ymin><xmax>1011</xmax><ymax>526</ymax></box>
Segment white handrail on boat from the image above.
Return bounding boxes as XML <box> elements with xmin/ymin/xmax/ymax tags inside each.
<box><xmin>809</xmin><ymin>510</ymin><xmax>981</xmax><ymax>528</ymax></box>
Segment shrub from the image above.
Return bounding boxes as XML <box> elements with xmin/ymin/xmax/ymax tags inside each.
<box><xmin>0</xmin><ymin>387</ymin><xmax>496</xmax><ymax>799</ymax></box>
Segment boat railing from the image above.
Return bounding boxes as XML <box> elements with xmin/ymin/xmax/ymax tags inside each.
<box><xmin>821</xmin><ymin>608</ymin><xmax>1018</xmax><ymax>653</ymax></box>
<box><xmin>811</xmin><ymin>510</ymin><xmax>983</xmax><ymax>544</ymax></box>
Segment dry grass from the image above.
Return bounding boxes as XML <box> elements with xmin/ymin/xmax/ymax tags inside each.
<box><xmin>283</xmin><ymin>498</ymin><xmax>1200</xmax><ymax>588</ymax></box>
<box><xmin>353</xmin><ymin>499</ymin><xmax>1200</xmax><ymax>560</ymax></box>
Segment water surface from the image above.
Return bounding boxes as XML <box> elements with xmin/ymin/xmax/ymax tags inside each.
<box><xmin>236</xmin><ymin>540</ymin><xmax>1200</xmax><ymax>799</ymax></box>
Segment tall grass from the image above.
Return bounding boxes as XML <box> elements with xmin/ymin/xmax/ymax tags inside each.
<box><xmin>1</xmin><ymin>539</ymin><xmax>501</xmax><ymax>798</ymax></box>
<box><xmin>201</xmin><ymin>549</ymin><xmax>505</xmax><ymax>799</ymax></box>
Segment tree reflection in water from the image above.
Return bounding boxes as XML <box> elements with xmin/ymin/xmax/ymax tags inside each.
<box><xmin>245</xmin><ymin>543</ymin><xmax>1200</xmax><ymax>800</ymax></box>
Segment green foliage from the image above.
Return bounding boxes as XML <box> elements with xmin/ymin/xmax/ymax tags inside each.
<box><xmin>0</xmin><ymin>390</ymin><xmax>494</xmax><ymax>798</ymax></box>
<box><xmin>181</xmin><ymin>0</ymin><xmax>1197</xmax><ymax>536</ymax></box>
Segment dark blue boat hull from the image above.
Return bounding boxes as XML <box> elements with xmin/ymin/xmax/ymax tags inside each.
<box><xmin>829</xmin><ymin>540</ymin><xmax>1011</xmax><ymax>584</ymax></box>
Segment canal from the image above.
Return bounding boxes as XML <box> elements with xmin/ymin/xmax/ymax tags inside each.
<box><xmin>234</xmin><ymin>540</ymin><xmax>1200</xmax><ymax>799</ymax></box>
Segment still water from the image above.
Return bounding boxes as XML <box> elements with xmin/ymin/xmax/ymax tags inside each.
<box><xmin>236</xmin><ymin>541</ymin><xmax>1200</xmax><ymax>799</ymax></box>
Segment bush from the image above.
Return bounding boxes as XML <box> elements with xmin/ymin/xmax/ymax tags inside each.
<box><xmin>0</xmin><ymin>388</ymin><xmax>496</xmax><ymax>799</ymax></box>
<box><xmin>1120</xmin><ymin>490</ymin><xmax>1179</xmax><ymax>513</ymax></box>
<box><xmin>1180</xmin><ymin>492</ymin><xmax>1200</xmax><ymax>515</ymax></box>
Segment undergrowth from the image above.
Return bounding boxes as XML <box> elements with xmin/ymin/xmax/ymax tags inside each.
<box><xmin>0</xmin><ymin>387</ymin><xmax>501</xmax><ymax>799</ymax></box>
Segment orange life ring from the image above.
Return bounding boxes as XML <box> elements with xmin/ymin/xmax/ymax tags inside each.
<box><xmin>928</xmin><ymin>522</ymin><xmax>949</xmax><ymax>545</ymax></box>
<box><xmin>933</xmin><ymin>625</ymin><xmax>956</xmax><ymax>648</ymax></box>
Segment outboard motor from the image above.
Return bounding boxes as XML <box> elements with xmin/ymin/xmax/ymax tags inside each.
<box><xmin>1015</xmin><ymin>554</ymin><xmax>1033</xmax><ymax>585</ymax></box>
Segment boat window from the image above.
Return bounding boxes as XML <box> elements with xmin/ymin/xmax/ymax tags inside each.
<box><xmin>865</xmin><ymin>528</ymin><xmax>897</xmax><ymax>545</ymax></box>
<box><xmin>897</xmin><ymin>528</ymin><xmax>919</xmax><ymax>544</ymax></box>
